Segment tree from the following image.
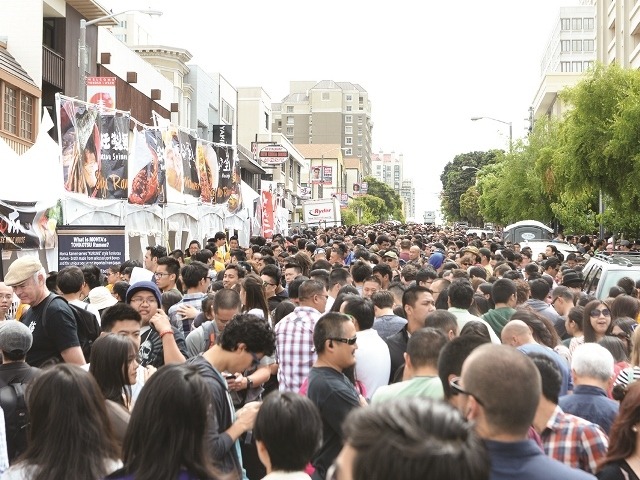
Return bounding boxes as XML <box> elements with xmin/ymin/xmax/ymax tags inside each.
<box><xmin>440</xmin><ymin>150</ymin><xmax>500</xmax><ymax>222</ymax></box>
<box><xmin>341</xmin><ymin>195</ymin><xmax>386</xmax><ymax>225</ymax></box>
<box><xmin>459</xmin><ymin>185</ymin><xmax>483</xmax><ymax>226</ymax></box>
<box><xmin>361</xmin><ymin>176</ymin><xmax>405</xmax><ymax>222</ymax></box>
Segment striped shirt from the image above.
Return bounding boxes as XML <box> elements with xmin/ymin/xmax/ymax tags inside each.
<box><xmin>541</xmin><ymin>405</ymin><xmax>608</xmax><ymax>474</ymax></box>
<box><xmin>274</xmin><ymin>306</ymin><xmax>321</xmax><ymax>392</ymax></box>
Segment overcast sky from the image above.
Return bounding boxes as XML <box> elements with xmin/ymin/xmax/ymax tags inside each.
<box><xmin>102</xmin><ymin>0</ymin><xmax>580</xmax><ymax>220</ymax></box>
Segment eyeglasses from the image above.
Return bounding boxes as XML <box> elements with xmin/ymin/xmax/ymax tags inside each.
<box><xmin>262</xmin><ymin>281</ymin><xmax>277</xmax><ymax>287</ymax></box>
<box><xmin>129</xmin><ymin>296</ymin><xmax>158</xmax><ymax>305</ymax></box>
<box><xmin>461</xmin><ymin>262</ymin><xmax>472</xmax><ymax>267</ymax></box>
<box><xmin>449</xmin><ymin>376</ymin><xmax>484</xmax><ymax>407</ymax></box>
<box><xmin>248</xmin><ymin>351</ymin><xmax>260</xmax><ymax>368</ymax></box>
<box><xmin>590</xmin><ymin>308</ymin><xmax>611</xmax><ymax>318</ymax></box>
<box><xmin>329</xmin><ymin>335</ymin><xmax>357</xmax><ymax>346</ymax></box>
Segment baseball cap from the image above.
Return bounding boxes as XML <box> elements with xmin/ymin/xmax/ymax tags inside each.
<box><xmin>0</xmin><ymin>321</ymin><xmax>32</xmax><ymax>355</ymax></box>
<box><xmin>4</xmin><ymin>256</ymin><xmax>43</xmax><ymax>286</ymax></box>
<box><xmin>125</xmin><ymin>281</ymin><xmax>162</xmax><ymax>306</ymax></box>
<box><xmin>383</xmin><ymin>251</ymin><xmax>399</xmax><ymax>260</ymax></box>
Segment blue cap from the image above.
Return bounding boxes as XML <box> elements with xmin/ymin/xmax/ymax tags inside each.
<box><xmin>126</xmin><ymin>281</ymin><xmax>162</xmax><ymax>306</ymax></box>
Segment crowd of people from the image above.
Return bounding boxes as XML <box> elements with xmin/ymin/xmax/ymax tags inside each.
<box><xmin>0</xmin><ymin>223</ymin><xmax>638</xmax><ymax>479</ymax></box>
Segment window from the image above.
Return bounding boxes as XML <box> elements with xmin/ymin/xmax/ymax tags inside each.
<box><xmin>346</xmin><ymin>106</ymin><xmax>352</xmax><ymax>112</ymax></box>
<box><xmin>572</xmin><ymin>40</ymin><xmax>582</xmax><ymax>52</ymax></box>
<box><xmin>3</xmin><ymin>85</ymin><xmax>17</xmax><ymax>134</ymax></box>
<box><xmin>322</xmin><ymin>92</ymin><xmax>330</xmax><ymax>101</ymax></box>
<box><xmin>357</xmin><ymin>137</ymin><xmax>362</xmax><ymax>146</ymax></box>
<box><xmin>561</xmin><ymin>40</ymin><xmax>570</xmax><ymax>52</ymax></box>
<box><xmin>584</xmin><ymin>18</ymin><xmax>594</xmax><ymax>30</ymax></box>
<box><xmin>345</xmin><ymin>126</ymin><xmax>353</xmax><ymax>134</ymax></box>
<box><xmin>560</xmin><ymin>61</ymin><xmax>571</xmax><ymax>72</ymax></box>
<box><xmin>561</xmin><ymin>18</ymin><xmax>570</xmax><ymax>30</ymax></box>
<box><xmin>358</xmin><ymin>117</ymin><xmax>363</xmax><ymax>125</ymax></box>
<box><xmin>584</xmin><ymin>39</ymin><xmax>594</xmax><ymax>52</ymax></box>
<box><xmin>346</xmin><ymin>94</ymin><xmax>352</xmax><ymax>101</ymax></box>
<box><xmin>572</xmin><ymin>61</ymin><xmax>583</xmax><ymax>73</ymax></box>
<box><xmin>345</xmin><ymin>148</ymin><xmax>352</xmax><ymax>156</ymax></box>
<box><xmin>221</xmin><ymin>100</ymin><xmax>234</xmax><ymax>124</ymax></box>
<box><xmin>20</xmin><ymin>94</ymin><xmax>33</xmax><ymax>139</ymax></box>
<box><xmin>287</xmin><ymin>116</ymin><xmax>294</xmax><ymax>125</ymax></box>
<box><xmin>289</xmin><ymin>159</ymin><xmax>294</xmax><ymax>179</ymax></box>
<box><xmin>286</xmin><ymin>106</ymin><xmax>294</xmax><ymax>113</ymax></box>
<box><xmin>345</xmin><ymin>115</ymin><xmax>352</xmax><ymax>123</ymax></box>
<box><xmin>358</xmin><ymin>127</ymin><xmax>362</xmax><ymax>136</ymax></box>
<box><xmin>345</xmin><ymin>137</ymin><xmax>352</xmax><ymax>145</ymax></box>
<box><xmin>357</xmin><ymin>148</ymin><xmax>362</xmax><ymax>157</ymax></box>
<box><xmin>572</xmin><ymin>18</ymin><xmax>582</xmax><ymax>30</ymax></box>
<box><xmin>264</xmin><ymin>112</ymin><xmax>269</xmax><ymax>130</ymax></box>
<box><xmin>286</xmin><ymin>126</ymin><xmax>294</xmax><ymax>135</ymax></box>
<box><xmin>584</xmin><ymin>60</ymin><xmax>594</xmax><ymax>70</ymax></box>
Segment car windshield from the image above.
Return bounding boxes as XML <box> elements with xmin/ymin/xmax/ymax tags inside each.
<box><xmin>598</xmin><ymin>270</ymin><xmax>640</xmax><ymax>299</ymax></box>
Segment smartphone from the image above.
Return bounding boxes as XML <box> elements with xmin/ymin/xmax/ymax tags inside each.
<box><xmin>225</xmin><ymin>374</ymin><xmax>237</xmax><ymax>380</ymax></box>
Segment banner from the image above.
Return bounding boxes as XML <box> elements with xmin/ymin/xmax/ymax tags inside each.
<box><xmin>179</xmin><ymin>130</ymin><xmax>200</xmax><ymax>199</ymax></box>
<box><xmin>0</xmin><ymin>200</ymin><xmax>59</xmax><ymax>250</ymax></box>
<box><xmin>353</xmin><ymin>183</ymin><xmax>362</xmax><ymax>196</ymax></box>
<box><xmin>212</xmin><ymin>125</ymin><xmax>233</xmax><ymax>145</ymax></box>
<box><xmin>216</xmin><ymin>146</ymin><xmax>242</xmax><ymax>214</ymax></box>
<box><xmin>196</xmin><ymin>141</ymin><xmax>218</xmax><ymax>204</ymax></box>
<box><xmin>58</xmin><ymin>97</ymin><xmax>130</xmax><ymax>200</ymax></box>
<box><xmin>299</xmin><ymin>186</ymin><xmax>312</xmax><ymax>199</ymax></box>
<box><xmin>86</xmin><ymin>77</ymin><xmax>116</xmax><ymax>110</ymax></box>
<box><xmin>261</xmin><ymin>181</ymin><xmax>276</xmax><ymax>239</ymax></box>
<box><xmin>361</xmin><ymin>182</ymin><xmax>368</xmax><ymax>194</ymax></box>
<box><xmin>128</xmin><ymin>129</ymin><xmax>166</xmax><ymax>205</ymax></box>
<box><xmin>310</xmin><ymin>166</ymin><xmax>333</xmax><ymax>185</ymax></box>
<box><xmin>336</xmin><ymin>193</ymin><xmax>349</xmax><ymax>207</ymax></box>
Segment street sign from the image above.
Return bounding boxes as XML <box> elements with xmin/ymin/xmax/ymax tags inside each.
<box><xmin>259</xmin><ymin>144</ymin><xmax>288</xmax><ymax>165</ymax></box>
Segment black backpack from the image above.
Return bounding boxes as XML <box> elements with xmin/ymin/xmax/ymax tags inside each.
<box><xmin>42</xmin><ymin>295</ymin><xmax>101</xmax><ymax>362</ymax></box>
<box><xmin>0</xmin><ymin>382</ymin><xmax>28</xmax><ymax>463</ymax></box>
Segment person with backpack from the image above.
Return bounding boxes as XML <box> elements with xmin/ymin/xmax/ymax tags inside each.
<box><xmin>56</xmin><ymin>266</ymin><xmax>101</xmax><ymax>326</ymax></box>
<box><xmin>4</xmin><ymin>257</ymin><xmax>86</xmax><ymax>367</ymax></box>
<box><xmin>0</xmin><ymin>321</ymin><xmax>40</xmax><ymax>464</ymax></box>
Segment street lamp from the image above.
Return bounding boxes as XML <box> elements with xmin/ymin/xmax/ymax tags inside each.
<box><xmin>471</xmin><ymin>116</ymin><xmax>513</xmax><ymax>154</ymax></box>
<box><xmin>79</xmin><ymin>9</ymin><xmax>163</xmax><ymax>101</ymax></box>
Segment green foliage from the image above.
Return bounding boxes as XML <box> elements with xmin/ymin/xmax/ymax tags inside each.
<box><xmin>459</xmin><ymin>185</ymin><xmax>482</xmax><ymax>226</ymax></box>
<box><xmin>361</xmin><ymin>177</ymin><xmax>405</xmax><ymax>222</ymax></box>
<box><xmin>439</xmin><ymin>151</ymin><xmax>500</xmax><ymax>222</ymax></box>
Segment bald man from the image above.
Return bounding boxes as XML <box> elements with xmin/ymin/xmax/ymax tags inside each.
<box><xmin>459</xmin><ymin>344</ymin><xmax>593</xmax><ymax>480</ymax></box>
<box><xmin>501</xmin><ymin>320</ymin><xmax>572</xmax><ymax>396</ymax></box>
<box><xmin>0</xmin><ymin>283</ymin><xmax>13</xmax><ymax>320</ymax></box>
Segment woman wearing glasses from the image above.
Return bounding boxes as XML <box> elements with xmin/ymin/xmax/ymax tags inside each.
<box><xmin>570</xmin><ymin>299</ymin><xmax>613</xmax><ymax>353</ymax></box>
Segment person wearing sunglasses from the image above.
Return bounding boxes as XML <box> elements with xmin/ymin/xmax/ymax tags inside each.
<box><xmin>578</xmin><ymin>300</ymin><xmax>613</xmax><ymax>347</ymax></box>
<box><xmin>307</xmin><ymin>312</ymin><xmax>363</xmax><ymax>480</ymax></box>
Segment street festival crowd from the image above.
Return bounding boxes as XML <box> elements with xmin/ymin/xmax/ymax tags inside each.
<box><xmin>2</xmin><ymin>224</ymin><xmax>640</xmax><ymax>479</ymax></box>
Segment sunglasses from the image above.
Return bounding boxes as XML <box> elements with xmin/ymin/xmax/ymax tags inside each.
<box><xmin>329</xmin><ymin>335</ymin><xmax>357</xmax><ymax>346</ymax></box>
<box><xmin>449</xmin><ymin>376</ymin><xmax>485</xmax><ymax>406</ymax></box>
<box><xmin>590</xmin><ymin>308</ymin><xmax>611</xmax><ymax>318</ymax></box>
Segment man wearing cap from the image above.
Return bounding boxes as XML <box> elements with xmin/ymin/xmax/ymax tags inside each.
<box><xmin>4</xmin><ymin>256</ymin><xmax>86</xmax><ymax>367</ymax></box>
<box><xmin>0</xmin><ymin>321</ymin><xmax>40</xmax><ymax>387</ymax></box>
<box><xmin>126</xmin><ymin>280</ymin><xmax>188</xmax><ymax>368</ymax></box>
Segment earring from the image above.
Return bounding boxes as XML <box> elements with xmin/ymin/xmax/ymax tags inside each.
<box><xmin>633</xmin><ymin>426</ymin><xmax>638</xmax><ymax>433</ymax></box>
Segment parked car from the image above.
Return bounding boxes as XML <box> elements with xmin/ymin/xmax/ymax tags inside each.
<box><xmin>581</xmin><ymin>252</ymin><xmax>640</xmax><ymax>300</ymax></box>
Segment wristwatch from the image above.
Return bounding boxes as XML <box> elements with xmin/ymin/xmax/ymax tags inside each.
<box><xmin>246</xmin><ymin>376</ymin><xmax>253</xmax><ymax>389</ymax></box>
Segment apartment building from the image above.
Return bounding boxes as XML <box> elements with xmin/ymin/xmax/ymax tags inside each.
<box><xmin>271</xmin><ymin>80</ymin><xmax>373</xmax><ymax>177</ymax></box>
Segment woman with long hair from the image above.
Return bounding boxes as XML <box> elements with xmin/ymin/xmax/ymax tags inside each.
<box><xmin>240</xmin><ymin>274</ymin><xmax>270</xmax><ymax>322</ymax></box>
<box><xmin>106</xmin><ymin>364</ymin><xmax>221</xmax><ymax>480</ymax></box>
<box><xmin>596</xmin><ymin>382</ymin><xmax>640</xmax><ymax>479</ymax></box>
<box><xmin>563</xmin><ymin>306</ymin><xmax>584</xmax><ymax>348</ymax></box>
<box><xmin>89</xmin><ymin>334</ymin><xmax>139</xmax><ymax>449</ymax></box>
<box><xmin>2</xmin><ymin>364</ymin><xmax>120</xmax><ymax>479</ymax></box>
<box><xmin>581</xmin><ymin>299</ymin><xmax>613</xmax><ymax>345</ymax></box>
<box><xmin>611</xmin><ymin>295</ymin><xmax>640</xmax><ymax>324</ymax></box>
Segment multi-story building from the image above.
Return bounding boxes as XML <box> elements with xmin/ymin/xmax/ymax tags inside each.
<box><xmin>596</xmin><ymin>0</ymin><xmax>640</xmax><ymax>68</ymax></box>
<box><xmin>271</xmin><ymin>80</ymin><xmax>373</xmax><ymax>177</ymax></box>
<box><xmin>532</xmin><ymin>3</ymin><xmax>596</xmax><ymax>120</ymax></box>
<box><xmin>400</xmin><ymin>179</ymin><xmax>415</xmax><ymax>220</ymax></box>
<box><xmin>371</xmin><ymin>151</ymin><xmax>404</xmax><ymax>192</ymax></box>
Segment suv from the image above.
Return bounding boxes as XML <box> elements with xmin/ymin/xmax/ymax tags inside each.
<box><xmin>581</xmin><ymin>252</ymin><xmax>640</xmax><ymax>300</ymax></box>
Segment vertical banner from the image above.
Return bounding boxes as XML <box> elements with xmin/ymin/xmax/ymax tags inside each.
<box><xmin>179</xmin><ymin>131</ymin><xmax>200</xmax><ymax>199</ymax></box>
<box><xmin>98</xmin><ymin>114</ymin><xmax>129</xmax><ymax>199</ymax></box>
<box><xmin>261</xmin><ymin>181</ymin><xmax>276</xmax><ymax>239</ymax></box>
<box><xmin>196</xmin><ymin>141</ymin><xmax>218</xmax><ymax>204</ymax></box>
<box><xmin>353</xmin><ymin>183</ymin><xmax>362</xmax><ymax>196</ymax></box>
<box><xmin>322</xmin><ymin>166</ymin><xmax>333</xmax><ymax>185</ymax></box>
<box><xmin>361</xmin><ymin>182</ymin><xmax>369</xmax><ymax>194</ymax></box>
<box><xmin>58</xmin><ymin>98</ymin><xmax>101</xmax><ymax>197</ymax></box>
<box><xmin>212</xmin><ymin>125</ymin><xmax>233</xmax><ymax>145</ymax></box>
<box><xmin>310</xmin><ymin>166</ymin><xmax>322</xmax><ymax>185</ymax></box>
<box><xmin>128</xmin><ymin>129</ymin><xmax>166</xmax><ymax>205</ymax></box>
<box><xmin>57</xmin><ymin>97</ymin><xmax>130</xmax><ymax>200</ymax></box>
<box><xmin>163</xmin><ymin>128</ymin><xmax>184</xmax><ymax>202</ymax></box>
<box><xmin>336</xmin><ymin>193</ymin><xmax>349</xmax><ymax>207</ymax></box>
<box><xmin>215</xmin><ymin>146</ymin><xmax>242</xmax><ymax>214</ymax></box>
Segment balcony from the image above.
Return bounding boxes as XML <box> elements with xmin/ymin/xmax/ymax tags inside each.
<box><xmin>42</xmin><ymin>45</ymin><xmax>64</xmax><ymax>89</ymax></box>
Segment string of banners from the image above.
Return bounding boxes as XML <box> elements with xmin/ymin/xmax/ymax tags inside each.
<box><xmin>55</xmin><ymin>94</ymin><xmax>243</xmax><ymax>214</ymax></box>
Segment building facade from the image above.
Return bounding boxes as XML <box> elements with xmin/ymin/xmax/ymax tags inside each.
<box><xmin>596</xmin><ymin>0</ymin><xmax>640</xmax><ymax>68</ymax></box>
<box><xmin>271</xmin><ymin>80</ymin><xmax>373</xmax><ymax>177</ymax></box>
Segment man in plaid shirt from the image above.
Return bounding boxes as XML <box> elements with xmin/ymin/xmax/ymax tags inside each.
<box><xmin>531</xmin><ymin>354</ymin><xmax>608</xmax><ymax>474</ymax></box>
<box><xmin>275</xmin><ymin>280</ymin><xmax>329</xmax><ymax>392</ymax></box>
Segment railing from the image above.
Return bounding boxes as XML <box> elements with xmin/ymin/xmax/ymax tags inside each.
<box><xmin>42</xmin><ymin>45</ymin><xmax>64</xmax><ymax>89</ymax></box>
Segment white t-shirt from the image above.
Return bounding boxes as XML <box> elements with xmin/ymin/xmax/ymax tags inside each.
<box><xmin>355</xmin><ymin>328</ymin><xmax>391</xmax><ymax>397</ymax></box>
